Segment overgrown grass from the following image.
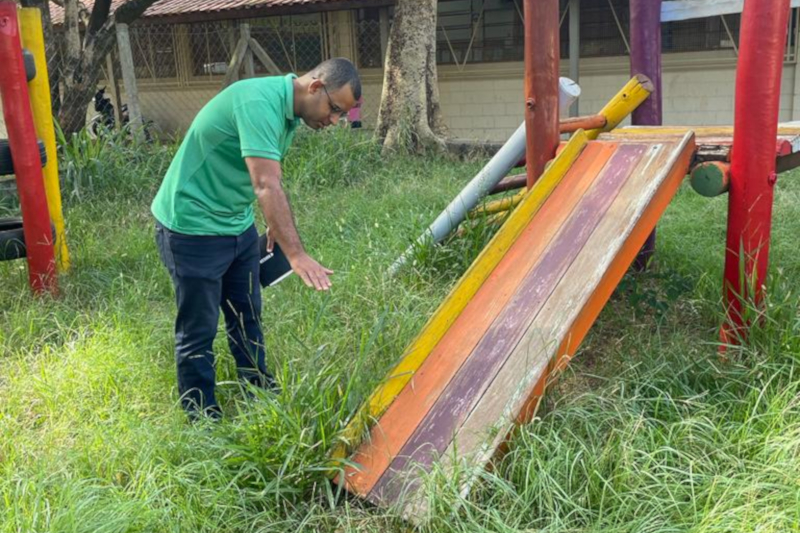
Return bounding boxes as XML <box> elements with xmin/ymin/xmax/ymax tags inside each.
<box><xmin>1</xmin><ymin>125</ymin><xmax>799</xmax><ymax>532</ymax></box>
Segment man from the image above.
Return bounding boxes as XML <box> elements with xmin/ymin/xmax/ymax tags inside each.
<box><xmin>152</xmin><ymin>58</ymin><xmax>361</xmax><ymax>419</ymax></box>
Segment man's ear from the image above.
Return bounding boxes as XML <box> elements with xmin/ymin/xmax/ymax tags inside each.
<box><xmin>308</xmin><ymin>78</ymin><xmax>324</xmax><ymax>94</ymax></box>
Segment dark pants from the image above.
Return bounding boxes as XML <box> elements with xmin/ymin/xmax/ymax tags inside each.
<box><xmin>155</xmin><ymin>221</ymin><xmax>274</xmax><ymax>417</ymax></box>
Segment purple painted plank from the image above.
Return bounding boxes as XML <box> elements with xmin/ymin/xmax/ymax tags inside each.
<box><xmin>369</xmin><ymin>143</ymin><xmax>648</xmax><ymax>506</ymax></box>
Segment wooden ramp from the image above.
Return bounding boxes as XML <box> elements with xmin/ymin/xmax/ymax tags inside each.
<box><xmin>336</xmin><ymin>131</ymin><xmax>696</xmax><ymax>523</ymax></box>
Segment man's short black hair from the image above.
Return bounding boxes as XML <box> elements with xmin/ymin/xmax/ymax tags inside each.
<box><xmin>311</xmin><ymin>58</ymin><xmax>362</xmax><ymax>101</ymax></box>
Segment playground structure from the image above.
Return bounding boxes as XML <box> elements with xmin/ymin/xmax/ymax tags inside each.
<box><xmin>334</xmin><ymin>0</ymin><xmax>797</xmax><ymax>523</ymax></box>
<box><xmin>0</xmin><ymin>3</ymin><xmax>68</xmax><ymax>295</ymax></box>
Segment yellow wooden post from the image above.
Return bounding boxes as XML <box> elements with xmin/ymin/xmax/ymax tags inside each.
<box><xmin>586</xmin><ymin>74</ymin><xmax>654</xmax><ymax>140</ymax></box>
<box><xmin>19</xmin><ymin>7</ymin><xmax>70</xmax><ymax>271</ymax></box>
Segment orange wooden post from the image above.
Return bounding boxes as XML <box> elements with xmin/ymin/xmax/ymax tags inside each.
<box><xmin>524</xmin><ymin>0</ymin><xmax>560</xmax><ymax>189</ymax></box>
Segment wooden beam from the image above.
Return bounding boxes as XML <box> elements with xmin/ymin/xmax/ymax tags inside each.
<box><xmin>241</xmin><ymin>22</ymin><xmax>254</xmax><ymax>78</ymax></box>
<box><xmin>690</xmin><ymin>161</ymin><xmax>731</xmax><ymax>197</ymax></box>
<box><xmin>249</xmin><ymin>37</ymin><xmax>282</xmax><ymax>75</ymax></box>
<box><xmin>524</xmin><ymin>0</ymin><xmax>560</xmax><ymax>187</ymax></box>
<box><xmin>662</xmin><ymin>0</ymin><xmax>800</xmax><ymax>22</ymax></box>
<box><xmin>115</xmin><ymin>23</ymin><xmax>142</xmax><ymax>130</ymax></box>
<box><xmin>222</xmin><ymin>35</ymin><xmax>248</xmax><ymax>87</ymax></box>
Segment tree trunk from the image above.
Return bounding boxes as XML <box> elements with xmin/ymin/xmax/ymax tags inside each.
<box><xmin>56</xmin><ymin>0</ymin><xmax>157</xmax><ymax>134</ymax></box>
<box><xmin>376</xmin><ymin>0</ymin><xmax>446</xmax><ymax>155</ymax></box>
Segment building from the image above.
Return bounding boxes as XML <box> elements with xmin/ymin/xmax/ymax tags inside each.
<box><xmin>47</xmin><ymin>0</ymin><xmax>800</xmax><ymax>142</ymax></box>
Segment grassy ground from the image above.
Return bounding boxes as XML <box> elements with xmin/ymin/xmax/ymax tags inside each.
<box><xmin>1</xmin><ymin>127</ymin><xmax>799</xmax><ymax>532</ymax></box>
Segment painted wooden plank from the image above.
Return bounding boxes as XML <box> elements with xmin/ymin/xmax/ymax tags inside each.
<box><xmin>604</xmin><ymin>125</ymin><xmax>800</xmax><ymax>139</ymax></box>
<box><xmin>662</xmin><ymin>0</ymin><xmax>800</xmax><ymax>22</ymax></box>
<box><xmin>338</xmin><ymin>142</ymin><xmax>617</xmax><ymax>497</ymax></box>
<box><xmin>330</xmin><ymin>132</ymin><xmax>589</xmax><ymax>462</ymax></box>
<box><xmin>518</xmin><ymin>135</ymin><xmax>696</xmax><ymax>427</ymax></box>
<box><xmin>602</xmin><ymin>127</ymin><xmax>800</xmax><ymax>159</ymax></box>
<box><xmin>400</xmin><ymin>134</ymin><xmax>696</xmax><ymax>522</ymax></box>
<box><xmin>369</xmin><ymin>144</ymin><xmax>648</xmax><ymax>507</ymax></box>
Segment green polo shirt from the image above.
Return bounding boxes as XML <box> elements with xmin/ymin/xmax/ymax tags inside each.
<box><xmin>151</xmin><ymin>74</ymin><xmax>300</xmax><ymax>235</ymax></box>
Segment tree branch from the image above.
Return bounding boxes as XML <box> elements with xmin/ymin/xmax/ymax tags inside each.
<box><xmin>113</xmin><ymin>0</ymin><xmax>160</xmax><ymax>25</ymax></box>
<box><xmin>86</xmin><ymin>0</ymin><xmax>112</xmax><ymax>37</ymax></box>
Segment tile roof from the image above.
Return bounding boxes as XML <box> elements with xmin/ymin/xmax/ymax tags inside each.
<box><xmin>49</xmin><ymin>0</ymin><xmax>360</xmax><ymax>25</ymax></box>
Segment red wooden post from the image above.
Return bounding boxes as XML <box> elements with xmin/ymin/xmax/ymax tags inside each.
<box><xmin>629</xmin><ymin>0</ymin><xmax>662</xmax><ymax>270</ymax></box>
<box><xmin>721</xmin><ymin>0</ymin><xmax>791</xmax><ymax>345</ymax></box>
<box><xmin>0</xmin><ymin>2</ymin><xmax>57</xmax><ymax>294</ymax></box>
<box><xmin>524</xmin><ymin>0</ymin><xmax>560</xmax><ymax>189</ymax></box>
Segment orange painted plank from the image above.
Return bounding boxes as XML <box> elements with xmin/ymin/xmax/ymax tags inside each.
<box><xmin>515</xmin><ymin>135</ymin><xmax>695</xmax><ymax>426</ymax></box>
<box><xmin>338</xmin><ymin>142</ymin><xmax>619</xmax><ymax>496</ymax></box>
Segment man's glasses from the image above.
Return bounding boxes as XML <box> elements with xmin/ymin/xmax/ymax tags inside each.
<box><xmin>319</xmin><ymin>80</ymin><xmax>347</xmax><ymax>118</ymax></box>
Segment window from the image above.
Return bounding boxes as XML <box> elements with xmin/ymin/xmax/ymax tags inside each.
<box><xmin>250</xmin><ymin>14</ymin><xmax>323</xmax><ymax>73</ymax></box>
<box><xmin>662</xmin><ymin>15</ymin><xmax>741</xmax><ymax>54</ymax></box>
<box><xmin>130</xmin><ymin>24</ymin><xmax>178</xmax><ymax>79</ymax></box>
<box><xmin>437</xmin><ymin>0</ymin><xmax>525</xmax><ymax>65</ymax></box>
<box><xmin>356</xmin><ymin>7</ymin><xmax>391</xmax><ymax>69</ymax></box>
<box><xmin>578</xmin><ymin>0</ymin><xmax>629</xmax><ymax>58</ymax></box>
<box><xmin>189</xmin><ymin>22</ymin><xmax>234</xmax><ymax>77</ymax></box>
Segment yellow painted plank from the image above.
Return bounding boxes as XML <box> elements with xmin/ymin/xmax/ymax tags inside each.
<box><xmin>329</xmin><ymin>130</ymin><xmax>590</xmax><ymax>461</ymax></box>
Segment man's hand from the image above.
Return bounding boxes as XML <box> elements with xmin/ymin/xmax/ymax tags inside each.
<box><xmin>289</xmin><ymin>252</ymin><xmax>333</xmax><ymax>291</ymax></box>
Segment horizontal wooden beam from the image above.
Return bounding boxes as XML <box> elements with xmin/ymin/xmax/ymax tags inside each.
<box><xmin>662</xmin><ymin>0</ymin><xmax>800</xmax><ymax>22</ymax></box>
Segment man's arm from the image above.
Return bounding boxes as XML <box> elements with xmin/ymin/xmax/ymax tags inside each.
<box><xmin>246</xmin><ymin>157</ymin><xmax>333</xmax><ymax>291</ymax></box>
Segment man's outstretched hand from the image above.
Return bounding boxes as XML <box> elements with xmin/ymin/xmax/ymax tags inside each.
<box><xmin>289</xmin><ymin>253</ymin><xmax>333</xmax><ymax>291</ymax></box>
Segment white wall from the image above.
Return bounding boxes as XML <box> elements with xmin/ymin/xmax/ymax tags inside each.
<box><xmin>350</xmin><ymin>50</ymin><xmax>800</xmax><ymax>142</ymax></box>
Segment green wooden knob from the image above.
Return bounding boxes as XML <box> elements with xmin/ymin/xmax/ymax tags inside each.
<box><xmin>690</xmin><ymin>161</ymin><xmax>730</xmax><ymax>198</ymax></box>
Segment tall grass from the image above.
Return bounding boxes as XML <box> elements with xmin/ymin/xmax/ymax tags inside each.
<box><xmin>1</xmin><ymin>125</ymin><xmax>799</xmax><ymax>532</ymax></box>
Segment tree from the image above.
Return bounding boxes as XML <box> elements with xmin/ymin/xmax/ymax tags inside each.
<box><xmin>375</xmin><ymin>0</ymin><xmax>447</xmax><ymax>154</ymax></box>
<box><xmin>22</xmin><ymin>0</ymin><xmax>159</xmax><ymax>134</ymax></box>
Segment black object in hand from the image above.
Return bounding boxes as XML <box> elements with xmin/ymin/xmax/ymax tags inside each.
<box><xmin>258</xmin><ymin>233</ymin><xmax>293</xmax><ymax>287</ymax></box>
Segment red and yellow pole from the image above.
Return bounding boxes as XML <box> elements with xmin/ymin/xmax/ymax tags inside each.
<box><xmin>523</xmin><ymin>0</ymin><xmax>560</xmax><ymax>189</ymax></box>
<box><xmin>0</xmin><ymin>2</ymin><xmax>57</xmax><ymax>294</ymax></box>
<box><xmin>722</xmin><ymin>0</ymin><xmax>791</xmax><ymax>345</ymax></box>
<box><xmin>19</xmin><ymin>7</ymin><xmax>69</xmax><ymax>271</ymax></box>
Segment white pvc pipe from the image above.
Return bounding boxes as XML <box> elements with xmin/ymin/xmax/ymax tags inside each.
<box><xmin>388</xmin><ymin>122</ymin><xmax>526</xmax><ymax>275</ymax></box>
<box><xmin>388</xmin><ymin>79</ymin><xmax>580</xmax><ymax>276</ymax></box>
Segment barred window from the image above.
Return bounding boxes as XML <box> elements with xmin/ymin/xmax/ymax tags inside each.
<box><xmin>662</xmin><ymin>15</ymin><xmax>740</xmax><ymax>54</ymax></box>
<box><xmin>250</xmin><ymin>14</ymin><xmax>323</xmax><ymax>73</ymax></box>
<box><xmin>188</xmin><ymin>22</ymin><xmax>234</xmax><ymax>77</ymax></box>
<box><xmin>578</xmin><ymin>0</ymin><xmax>629</xmax><ymax>58</ymax></box>
<box><xmin>437</xmin><ymin>0</ymin><xmax>525</xmax><ymax>65</ymax></box>
<box><xmin>129</xmin><ymin>24</ymin><xmax>178</xmax><ymax>80</ymax></box>
<box><xmin>356</xmin><ymin>7</ymin><xmax>391</xmax><ymax>69</ymax></box>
